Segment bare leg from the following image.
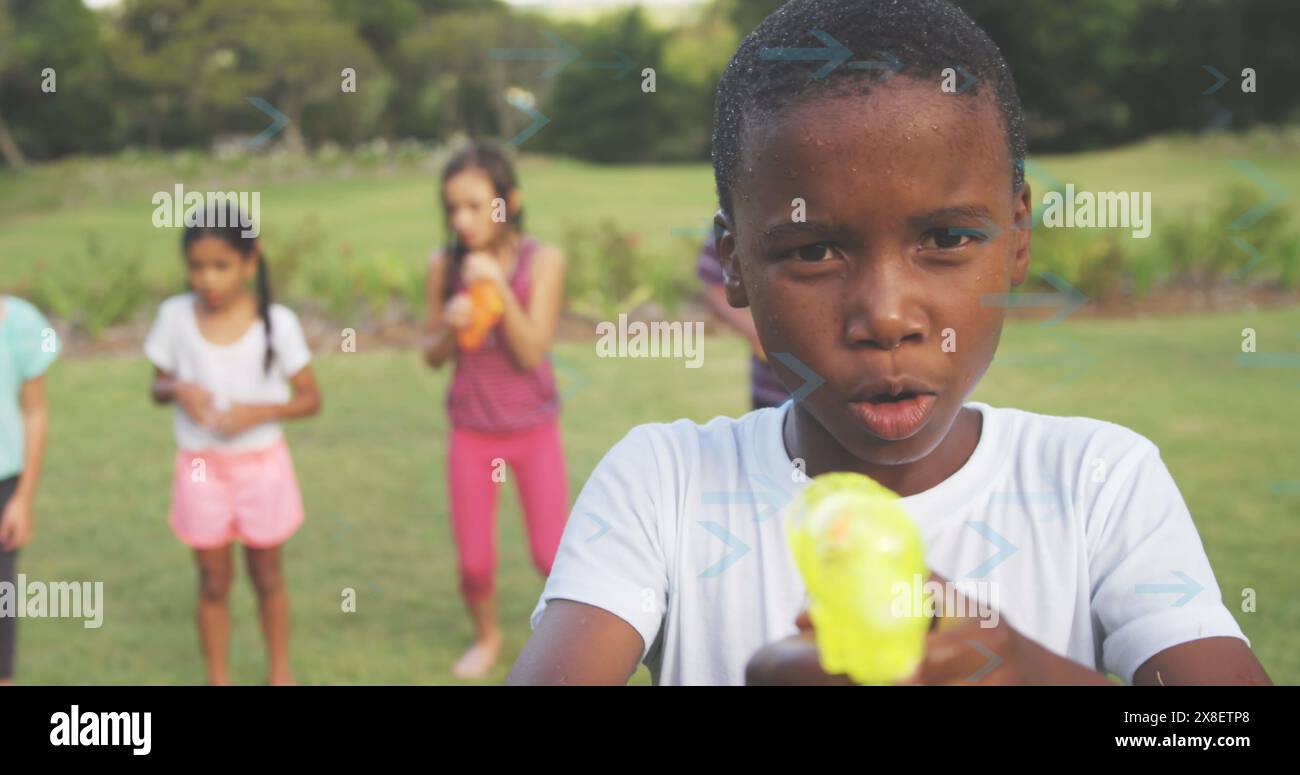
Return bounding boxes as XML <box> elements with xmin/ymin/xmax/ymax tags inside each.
<box><xmin>195</xmin><ymin>546</ymin><xmax>234</xmax><ymax>685</ymax></box>
<box><xmin>245</xmin><ymin>544</ymin><xmax>293</xmax><ymax>685</ymax></box>
<box><xmin>453</xmin><ymin>593</ymin><xmax>503</xmax><ymax>680</ymax></box>
<box><xmin>0</xmin><ymin>547</ymin><xmax>17</xmax><ymax>685</ymax></box>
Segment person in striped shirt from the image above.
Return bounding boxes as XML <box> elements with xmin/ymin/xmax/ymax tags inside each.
<box><xmin>422</xmin><ymin>141</ymin><xmax>570</xmax><ymax>679</ymax></box>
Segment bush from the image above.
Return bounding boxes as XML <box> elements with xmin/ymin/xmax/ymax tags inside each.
<box><xmin>26</xmin><ymin>233</ymin><xmax>159</xmax><ymax>337</ymax></box>
<box><xmin>1028</xmin><ymin>182</ymin><xmax>1297</xmax><ymax>299</ymax></box>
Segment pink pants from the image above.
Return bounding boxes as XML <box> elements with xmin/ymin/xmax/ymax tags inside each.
<box><xmin>448</xmin><ymin>419</ymin><xmax>570</xmax><ymax>603</ymax></box>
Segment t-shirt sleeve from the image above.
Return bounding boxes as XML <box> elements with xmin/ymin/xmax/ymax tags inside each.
<box><xmin>529</xmin><ymin>424</ymin><xmax>669</xmax><ymax>661</ymax></box>
<box><xmin>271</xmin><ymin>306</ymin><xmax>311</xmax><ymax>378</ymax></box>
<box><xmin>142</xmin><ymin>300</ymin><xmax>176</xmax><ymax>373</ymax></box>
<box><xmin>7</xmin><ymin>299</ymin><xmax>59</xmax><ymax>380</ymax></box>
<box><xmin>696</xmin><ymin>237</ymin><xmax>724</xmax><ymax>285</ymax></box>
<box><xmin>1087</xmin><ymin>439</ymin><xmax>1248</xmax><ymax>684</ymax></box>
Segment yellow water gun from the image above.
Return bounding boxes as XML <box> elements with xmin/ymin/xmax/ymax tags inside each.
<box><xmin>784</xmin><ymin>471</ymin><xmax>930</xmax><ymax>685</ymax></box>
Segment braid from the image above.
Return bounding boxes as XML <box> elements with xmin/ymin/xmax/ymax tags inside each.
<box><xmin>256</xmin><ymin>252</ymin><xmax>274</xmax><ymax>373</ymax></box>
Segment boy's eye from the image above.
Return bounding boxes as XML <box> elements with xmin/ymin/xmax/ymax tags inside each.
<box><xmin>792</xmin><ymin>244</ymin><xmax>834</xmax><ymax>262</ymax></box>
<box><xmin>924</xmin><ymin>226</ymin><xmax>990</xmax><ymax>250</ymax></box>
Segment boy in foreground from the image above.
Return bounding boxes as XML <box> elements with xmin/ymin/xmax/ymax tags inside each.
<box><xmin>508</xmin><ymin>0</ymin><xmax>1271</xmax><ymax>686</ymax></box>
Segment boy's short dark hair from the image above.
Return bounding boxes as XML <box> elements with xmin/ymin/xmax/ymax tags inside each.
<box><xmin>711</xmin><ymin>0</ymin><xmax>1027</xmax><ymax>220</ymax></box>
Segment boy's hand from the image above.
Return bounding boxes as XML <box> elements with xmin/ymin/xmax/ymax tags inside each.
<box><xmin>174</xmin><ymin>381</ymin><xmax>216</xmax><ymax>426</ymax></box>
<box><xmin>748</xmin><ymin>574</ymin><xmax>1111</xmax><ymax>685</ymax></box>
<box><xmin>444</xmin><ymin>293</ymin><xmax>475</xmax><ymax>330</ymax></box>
<box><xmin>0</xmin><ymin>496</ymin><xmax>33</xmax><ymax>550</ymax></box>
<box><xmin>209</xmin><ymin>403</ymin><xmax>270</xmax><ymax>437</ymax></box>
<box><xmin>898</xmin><ymin>614</ymin><xmax>1032</xmax><ymax>685</ymax></box>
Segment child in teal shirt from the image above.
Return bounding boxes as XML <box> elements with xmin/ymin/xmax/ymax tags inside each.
<box><xmin>0</xmin><ymin>295</ymin><xmax>58</xmax><ymax>685</ymax></box>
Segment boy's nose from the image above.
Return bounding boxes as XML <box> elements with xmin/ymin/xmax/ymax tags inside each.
<box><xmin>842</xmin><ymin>260</ymin><xmax>927</xmax><ymax>351</ymax></box>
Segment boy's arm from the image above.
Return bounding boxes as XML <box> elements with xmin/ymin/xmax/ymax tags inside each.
<box><xmin>507</xmin><ymin>600</ymin><xmax>645</xmax><ymax>685</ymax></box>
<box><xmin>1134</xmin><ymin>638</ymin><xmax>1271</xmax><ymax>686</ymax></box>
<box><xmin>1088</xmin><ymin>439</ymin><xmax>1266</xmax><ymax>685</ymax></box>
<box><xmin>508</xmin><ymin>424</ymin><xmax>672</xmax><ymax>685</ymax></box>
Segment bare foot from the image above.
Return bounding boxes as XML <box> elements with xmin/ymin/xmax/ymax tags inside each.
<box><xmin>0</xmin><ymin>677</ymin><xmax>15</xmax><ymax>686</ymax></box>
<box><xmin>452</xmin><ymin>633</ymin><xmax>503</xmax><ymax>680</ymax></box>
<box><xmin>207</xmin><ymin>676</ymin><xmax>233</xmax><ymax>686</ymax></box>
<box><xmin>268</xmin><ymin>673</ymin><xmax>296</xmax><ymax>686</ymax></box>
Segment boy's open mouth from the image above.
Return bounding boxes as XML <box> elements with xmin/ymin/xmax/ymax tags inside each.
<box><xmin>847</xmin><ymin>379</ymin><xmax>940</xmax><ymax>440</ymax></box>
<box><xmin>867</xmin><ymin>391</ymin><xmax>920</xmax><ymax>404</ymax></box>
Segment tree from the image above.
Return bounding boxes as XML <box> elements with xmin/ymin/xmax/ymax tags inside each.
<box><xmin>536</xmin><ymin>8</ymin><xmax>692</xmax><ymax>163</ymax></box>
<box><xmin>0</xmin><ymin>0</ymin><xmax>117</xmax><ymax>164</ymax></box>
<box><xmin>183</xmin><ymin>0</ymin><xmax>383</xmax><ymax>153</ymax></box>
<box><xmin>0</xmin><ymin>2</ymin><xmax>25</xmax><ymax>166</ymax></box>
<box><xmin>390</xmin><ymin>7</ymin><xmax>552</xmax><ymax>142</ymax></box>
<box><xmin>107</xmin><ymin>0</ymin><xmax>203</xmax><ymax>150</ymax></box>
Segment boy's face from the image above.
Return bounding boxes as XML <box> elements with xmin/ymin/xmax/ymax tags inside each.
<box><xmin>717</xmin><ymin>77</ymin><xmax>1031</xmax><ymax>467</ymax></box>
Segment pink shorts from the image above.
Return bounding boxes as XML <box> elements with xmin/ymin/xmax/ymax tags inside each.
<box><xmin>168</xmin><ymin>437</ymin><xmax>305</xmax><ymax>550</ymax></box>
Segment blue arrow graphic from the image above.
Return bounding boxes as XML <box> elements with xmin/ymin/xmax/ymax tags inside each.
<box><xmin>1201</xmin><ymin>64</ymin><xmax>1228</xmax><ymax>95</ymax></box>
<box><xmin>770</xmin><ymin>352</ymin><xmax>825</xmax><ymax>402</ymax></box>
<box><xmin>962</xmin><ymin>521</ymin><xmax>1017</xmax><ymax>579</ymax></box>
<box><xmin>1268</xmin><ymin>481</ymin><xmax>1300</xmax><ymax>495</ymax></box>
<box><xmin>1227</xmin><ymin>160</ymin><xmax>1288</xmax><ymax>231</ymax></box>
<box><xmin>1229</xmin><ymin>236</ymin><xmax>1266</xmax><ymax>280</ymax></box>
<box><xmin>585</xmin><ymin>512</ymin><xmax>610</xmax><ymax>542</ymax></box>
<box><xmin>1136</xmin><ymin>571</ymin><xmax>1204</xmax><ymax>607</ymax></box>
<box><xmin>947</xmin><ymin>216</ymin><xmax>1002</xmax><ymax>243</ymax></box>
<box><xmin>698</xmin><ymin>521</ymin><xmax>750</xmax><ymax>578</ymax></box>
<box><xmin>246</xmin><ymin>97</ymin><xmax>288</xmax><ymax>149</ymax></box>
<box><xmin>549</xmin><ymin>353</ymin><xmax>588</xmax><ymax>401</ymax></box>
<box><xmin>1238</xmin><ymin>334</ymin><xmax>1300</xmax><ymax>371</ymax></box>
<box><xmin>846</xmin><ymin>50</ymin><xmax>903</xmax><ymax>80</ymax></box>
<box><xmin>964</xmin><ymin>640</ymin><xmax>1002</xmax><ymax>682</ymax></box>
<box><xmin>989</xmin><ymin>474</ymin><xmax>1066</xmax><ymax>522</ymax></box>
<box><xmin>583</xmin><ymin>51</ymin><xmax>635</xmax><ymax>79</ymax></box>
<box><xmin>1237</xmin><ymin>352</ymin><xmax>1300</xmax><ymax>368</ymax></box>
<box><xmin>981</xmin><ymin>271</ymin><xmax>1088</xmax><ymax>327</ymax></box>
<box><xmin>490</xmin><ymin>30</ymin><xmax>582</xmax><ymax>79</ymax></box>
<box><xmin>702</xmin><ymin>473</ymin><xmax>795</xmax><ymax>523</ymax></box>
<box><xmin>759</xmin><ymin>29</ymin><xmax>854</xmax><ymax>80</ymax></box>
<box><xmin>948</xmin><ymin>65</ymin><xmax>976</xmax><ymax>94</ymax></box>
<box><xmin>505</xmin><ymin>93</ymin><xmax>549</xmax><ymax>146</ymax></box>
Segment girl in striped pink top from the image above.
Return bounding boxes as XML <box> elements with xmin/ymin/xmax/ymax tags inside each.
<box><xmin>422</xmin><ymin>142</ymin><xmax>570</xmax><ymax>679</ymax></box>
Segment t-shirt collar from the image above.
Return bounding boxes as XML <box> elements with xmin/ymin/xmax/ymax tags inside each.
<box><xmin>757</xmin><ymin>398</ymin><xmax>1002</xmax><ymax>527</ymax></box>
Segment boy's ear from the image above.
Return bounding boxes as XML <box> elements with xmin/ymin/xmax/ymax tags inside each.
<box><xmin>1010</xmin><ymin>181</ymin><xmax>1032</xmax><ymax>288</ymax></box>
<box><xmin>714</xmin><ymin>209</ymin><xmax>750</xmax><ymax>309</ymax></box>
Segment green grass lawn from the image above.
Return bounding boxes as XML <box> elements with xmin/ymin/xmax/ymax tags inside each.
<box><xmin>15</xmin><ymin>305</ymin><xmax>1300</xmax><ymax>685</ymax></box>
<box><xmin>1</xmin><ymin>130</ymin><xmax>1298</xmax><ymax>297</ymax></box>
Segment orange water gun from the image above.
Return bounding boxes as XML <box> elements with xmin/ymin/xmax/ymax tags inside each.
<box><xmin>456</xmin><ymin>281</ymin><xmax>504</xmax><ymax>350</ymax></box>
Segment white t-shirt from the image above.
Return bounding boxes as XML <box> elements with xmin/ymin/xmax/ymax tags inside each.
<box><xmin>530</xmin><ymin>400</ymin><xmax>1248</xmax><ymax>686</ymax></box>
<box><xmin>144</xmin><ymin>293</ymin><xmax>312</xmax><ymax>452</ymax></box>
